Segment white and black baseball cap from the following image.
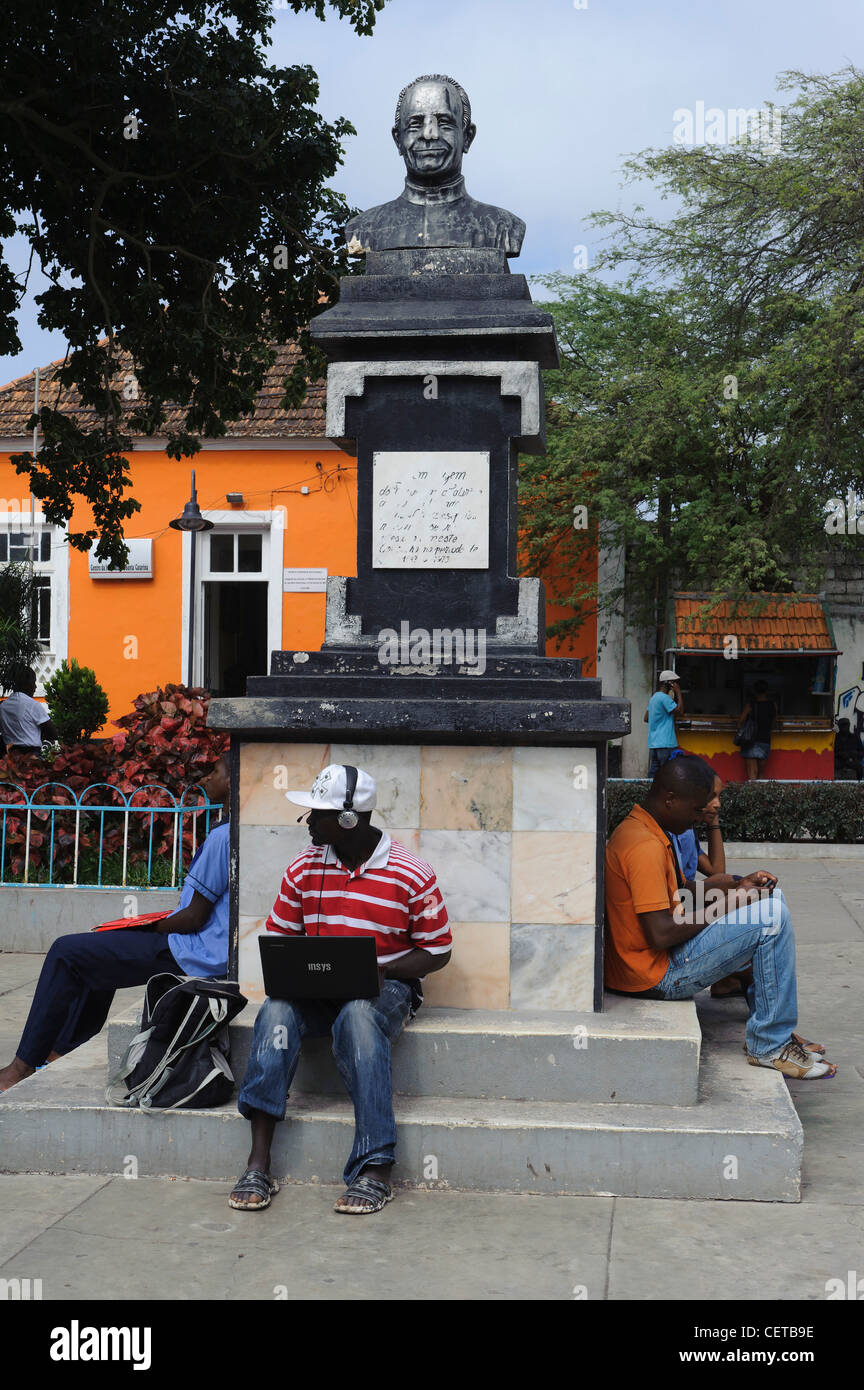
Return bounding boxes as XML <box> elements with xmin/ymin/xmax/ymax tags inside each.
<box><xmin>286</xmin><ymin>763</ymin><xmax>377</xmax><ymax>812</ymax></box>
<box><xmin>658</xmin><ymin>669</ymin><xmax>680</xmax><ymax>683</ymax></box>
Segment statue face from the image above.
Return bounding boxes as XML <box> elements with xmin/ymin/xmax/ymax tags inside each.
<box><xmin>394</xmin><ymin>80</ymin><xmax>474</xmax><ymax>180</ymax></box>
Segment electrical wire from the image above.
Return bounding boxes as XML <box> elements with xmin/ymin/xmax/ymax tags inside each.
<box><xmin>124</xmin><ymin>462</ymin><xmax>357</xmax><ymax>542</ymax></box>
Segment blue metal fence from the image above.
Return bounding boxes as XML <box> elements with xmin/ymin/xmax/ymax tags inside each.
<box><xmin>0</xmin><ymin>781</ymin><xmax>219</xmax><ymax>889</ymax></box>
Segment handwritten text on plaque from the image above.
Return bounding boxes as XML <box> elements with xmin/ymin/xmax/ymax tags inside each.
<box><xmin>372</xmin><ymin>452</ymin><xmax>489</xmax><ymax>569</ymax></box>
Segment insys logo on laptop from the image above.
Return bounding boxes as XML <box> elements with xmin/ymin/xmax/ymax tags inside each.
<box><xmin>260</xmin><ymin>937</ymin><xmax>380</xmax><ymax>1001</ymax></box>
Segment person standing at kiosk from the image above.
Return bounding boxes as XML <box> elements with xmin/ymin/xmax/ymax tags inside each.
<box><xmin>737</xmin><ymin>680</ymin><xmax>776</xmax><ymax>781</ymax></box>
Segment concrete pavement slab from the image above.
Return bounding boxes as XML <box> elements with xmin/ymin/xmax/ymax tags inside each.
<box><xmin>697</xmin><ymin>942</ymin><xmax>864</xmax><ymax>1207</ymax></box>
<box><xmin>0</xmin><ymin>953</ymin><xmax>43</xmax><ymax>996</ymax></box>
<box><xmin>0</xmin><ymin>1177</ymin><xmax>615</xmax><ymax>1300</ymax></box>
<box><xmin>608</xmin><ymin>1197</ymin><xmax>864</xmax><ymax>1301</ymax></box>
<box><xmin>790</xmin><ymin>944</ymin><xmax>864</xmax><ymax>1050</ymax></box>
<box><xmin>724</xmin><ymin>844</ymin><xmax>864</xmax><ymax>860</ymax></box>
<box><xmin>797</xmin><ymin>1096</ymin><xmax>864</xmax><ymax>1205</ymax></box>
<box><xmin>835</xmin><ymin>897</ymin><xmax>864</xmax><ymax>931</ymax></box>
<box><xmin>0</xmin><ymin>1174</ymin><xmax>111</xmax><ymax>1264</ymax></box>
<box><xmin>783</xmin><ymin>896</ymin><xmax>863</xmax><ymax>942</ymax></box>
<box><xmin>726</xmin><ymin>860</ymin><xmax>864</xmax><ymax>942</ymax></box>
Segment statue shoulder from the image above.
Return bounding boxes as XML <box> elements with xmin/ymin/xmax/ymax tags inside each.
<box><xmin>344</xmin><ymin>200</ymin><xmax>405</xmax><ymax>253</ymax></box>
<box><xmin>461</xmin><ymin>196</ymin><xmax>526</xmax><ymax>253</ymax></box>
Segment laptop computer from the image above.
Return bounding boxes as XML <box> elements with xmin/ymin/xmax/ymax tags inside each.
<box><xmin>259</xmin><ymin>934</ymin><xmax>381</xmax><ymax>1001</ymax></box>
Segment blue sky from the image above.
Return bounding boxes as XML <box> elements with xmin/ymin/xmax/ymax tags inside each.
<box><xmin>1</xmin><ymin>0</ymin><xmax>861</xmax><ymax>386</ymax></box>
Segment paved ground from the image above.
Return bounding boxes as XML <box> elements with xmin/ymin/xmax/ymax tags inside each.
<box><xmin>0</xmin><ymin>854</ymin><xmax>862</xmax><ymax>1301</ymax></box>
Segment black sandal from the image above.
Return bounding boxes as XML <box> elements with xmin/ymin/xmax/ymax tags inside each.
<box><xmin>333</xmin><ymin>1172</ymin><xmax>393</xmax><ymax>1214</ymax></box>
<box><xmin>229</xmin><ymin>1168</ymin><xmax>279</xmax><ymax>1211</ymax></box>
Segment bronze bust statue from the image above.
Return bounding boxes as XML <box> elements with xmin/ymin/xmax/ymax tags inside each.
<box><xmin>345</xmin><ymin>74</ymin><xmax>525</xmax><ymax>257</ymax></box>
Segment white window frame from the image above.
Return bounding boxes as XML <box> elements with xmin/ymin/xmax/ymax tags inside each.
<box><xmin>0</xmin><ymin>511</ymin><xmax>69</xmax><ymax>695</ymax></box>
<box><xmin>180</xmin><ymin>509</ymin><xmax>283</xmax><ymax>688</ymax></box>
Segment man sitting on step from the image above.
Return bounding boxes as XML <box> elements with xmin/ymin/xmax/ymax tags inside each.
<box><xmin>0</xmin><ymin>757</ymin><xmax>231</xmax><ymax>1093</ymax></box>
<box><xmin>230</xmin><ymin>763</ymin><xmax>452</xmax><ymax>1216</ymax></box>
<box><xmin>665</xmin><ymin>749</ymin><xmax>749</xmax><ymax>1001</ymax></box>
<box><xmin>604</xmin><ymin>754</ymin><xmax>836</xmax><ymax>1080</ymax></box>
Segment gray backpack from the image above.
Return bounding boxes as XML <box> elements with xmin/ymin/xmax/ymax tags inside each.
<box><xmin>107</xmin><ymin>973</ymin><xmax>247</xmax><ymax>1112</ymax></box>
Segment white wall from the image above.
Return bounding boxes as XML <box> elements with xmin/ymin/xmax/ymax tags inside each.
<box><xmin>833</xmin><ymin>613</ymin><xmax>864</xmax><ymax>733</ymax></box>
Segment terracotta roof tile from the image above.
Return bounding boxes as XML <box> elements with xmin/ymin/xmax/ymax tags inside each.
<box><xmin>0</xmin><ymin>342</ymin><xmax>326</xmax><ymax>440</ymax></box>
<box><xmin>671</xmin><ymin>591</ymin><xmax>835</xmax><ymax>652</ymax></box>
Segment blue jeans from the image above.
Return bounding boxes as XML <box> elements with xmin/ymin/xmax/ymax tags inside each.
<box><xmin>645</xmin><ymin>887</ymin><xmax>797</xmax><ymax>1059</ymax></box>
<box><xmin>237</xmin><ymin>980</ymin><xmax>414</xmax><ymax>1186</ymax></box>
<box><xmin>648</xmin><ymin>746</ymin><xmax>677</xmax><ymax>777</ymax></box>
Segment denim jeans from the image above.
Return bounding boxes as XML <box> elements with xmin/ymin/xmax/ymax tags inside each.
<box><xmin>648</xmin><ymin>746</ymin><xmax>677</xmax><ymax>777</ymax></box>
<box><xmin>645</xmin><ymin>887</ymin><xmax>797</xmax><ymax>1059</ymax></box>
<box><xmin>237</xmin><ymin>980</ymin><xmax>414</xmax><ymax>1186</ymax></box>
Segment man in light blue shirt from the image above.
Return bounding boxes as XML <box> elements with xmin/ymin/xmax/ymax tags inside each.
<box><xmin>644</xmin><ymin>669</ymin><xmax>683</xmax><ymax>776</ymax></box>
<box><xmin>0</xmin><ymin>757</ymin><xmax>230</xmax><ymax>1092</ymax></box>
<box><xmin>165</xmin><ymin>812</ymin><xmax>230</xmax><ymax>977</ymax></box>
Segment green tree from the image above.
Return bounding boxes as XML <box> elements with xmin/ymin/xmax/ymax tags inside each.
<box><xmin>522</xmin><ymin>67</ymin><xmax>864</xmax><ymax>652</ymax></box>
<box><xmin>0</xmin><ymin>563</ymin><xmax>43</xmax><ymax>693</ymax></box>
<box><xmin>43</xmin><ymin>659</ymin><xmax>110</xmax><ymax>743</ymax></box>
<box><xmin>0</xmin><ymin>0</ymin><xmax>386</xmax><ymax>566</ymax></box>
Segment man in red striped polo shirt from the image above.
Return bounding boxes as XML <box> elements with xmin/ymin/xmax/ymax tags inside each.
<box><xmin>231</xmin><ymin>764</ymin><xmax>452</xmax><ymax>1216</ymax></box>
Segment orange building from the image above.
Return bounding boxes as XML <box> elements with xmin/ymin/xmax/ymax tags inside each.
<box><xmin>0</xmin><ymin>347</ymin><xmax>596</xmax><ymax>727</ymax></box>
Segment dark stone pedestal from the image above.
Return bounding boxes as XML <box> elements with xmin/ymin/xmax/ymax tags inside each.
<box><xmin>209</xmin><ymin>246</ymin><xmax>630</xmax><ymax>1013</ymax></box>
<box><xmin>308</xmin><ymin>245</ymin><xmax>560</xmax><ymax>655</ymax></box>
<box><xmin>220</xmin><ymin>650</ymin><xmax>627</xmax><ymax>746</ymax></box>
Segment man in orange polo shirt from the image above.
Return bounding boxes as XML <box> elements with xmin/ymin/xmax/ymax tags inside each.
<box><xmin>605</xmin><ymin>755</ymin><xmax>836</xmax><ymax>1080</ymax></box>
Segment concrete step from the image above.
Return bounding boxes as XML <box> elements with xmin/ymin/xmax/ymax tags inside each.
<box><xmin>0</xmin><ymin>1038</ymin><xmax>801</xmax><ymax>1201</ymax></box>
<box><xmin>106</xmin><ymin>995</ymin><xmax>702</xmax><ymax>1106</ymax></box>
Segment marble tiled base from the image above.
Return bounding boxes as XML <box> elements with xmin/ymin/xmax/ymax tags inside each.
<box><xmin>237</xmin><ymin>742</ymin><xmax>599</xmax><ymax>1011</ymax></box>
<box><xmin>510</xmin><ymin>924</ymin><xmax>594</xmax><ymax>1011</ymax></box>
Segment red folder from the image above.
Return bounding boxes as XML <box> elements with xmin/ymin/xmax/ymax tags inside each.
<box><xmin>91</xmin><ymin>911</ymin><xmax>174</xmax><ymax>933</ymax></box>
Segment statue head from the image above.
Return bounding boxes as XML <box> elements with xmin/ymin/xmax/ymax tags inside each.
<box><xmin>392</xmin><ymin>74</ymin><xmax>476</xmax><ymax>183</ymax></box>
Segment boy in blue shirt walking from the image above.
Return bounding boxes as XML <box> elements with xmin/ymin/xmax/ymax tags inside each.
<box><xmin>644</xmin><ymin>669</ymin><xmax>683</xmax><ymax>776</ymax></box>
<box><xmin>0</xmin><ymin>757</ymin><xmax>230</xmax><ymax>1092</ymax></box>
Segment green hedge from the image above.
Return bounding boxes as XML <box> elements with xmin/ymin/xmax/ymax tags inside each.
<box><xmin>608</xmin><ymin>779</ymin><xmax>864</xmax><ymax>843</ymax></box>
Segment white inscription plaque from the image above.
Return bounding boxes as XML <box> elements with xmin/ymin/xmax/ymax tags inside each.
<box><xmin>372</xmin><ymin>451</ymin><xmax>489</xmax><ymax>569</ymax></box>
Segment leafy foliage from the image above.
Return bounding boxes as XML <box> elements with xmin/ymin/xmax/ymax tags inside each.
<box><xmin>0</xmin><ymin>563</ymin><xmax>43</xmax><ymax>693</ymax></box>
<box><xmin>521</xmin><ymin>67</ymin><xmax>864</xmax><ymax>650</ymax></box>
<box><xmin>0</xmin><ymin>0</ymin><xmax>385</xmax><ymax>564</ymax></box>
<box><xmin>110</xmin><ymin>683</ymin><xmax>228</xmax><ymax>794</ymax></box>
<box><xmin>0</xmin><ymin>682</ymin><xmax>228</xmax><ymax>879</ymax></box>
<box><xmin>608</xmin><ymin>778</ymin><xmax>864</xmax><ymax>843</ymax></box>
<box><xmin>44</xmin><ymin>658</ymin><xmax>110</xmax><ymax>743</ymax></box>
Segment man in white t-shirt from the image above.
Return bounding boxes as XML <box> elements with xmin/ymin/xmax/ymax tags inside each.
<box><xmin>0</xmin><ymin>667</ymin><xmax>58</xmax><ymax>752</ymax></box>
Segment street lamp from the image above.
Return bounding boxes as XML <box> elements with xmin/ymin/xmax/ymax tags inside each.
<box><xmin>169</xmin><ymin>471</ymin><xmax>213</xmax><ymax>687</ymax></box>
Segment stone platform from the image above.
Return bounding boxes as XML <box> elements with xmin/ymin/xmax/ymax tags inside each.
<box><xmin>105</xmin><ymin>995</ymin><xmax>702</xmax><ymax>1106</ymax></box>
<box><xmin>0</xmin><ymin>997</ymin><xmax>802</xmax><ymax>1202</ymax></box>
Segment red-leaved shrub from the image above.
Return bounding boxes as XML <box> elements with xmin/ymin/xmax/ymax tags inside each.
<box><xmin>0</xmin><ymin>684</ymin><xmax>228</xmax><ymax>881</ymax></box>
<box><xmin>109</xmin><ymin>684</ymin><xmax>228</xmax><ymax>867</ymax></box>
